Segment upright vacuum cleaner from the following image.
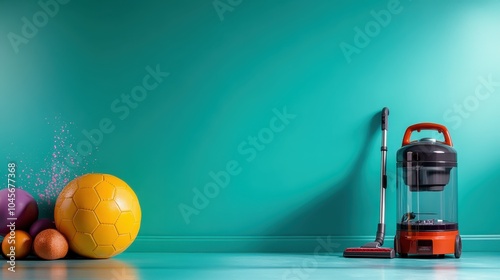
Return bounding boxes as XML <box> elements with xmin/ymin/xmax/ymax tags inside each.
<box><xmin>394</xmin><ymin>123</ymin><xmax>461</xmax><ymax>258</ymax></box>
<box><xmin>343</xmin><ymin>107</ymin><xmax>395</xmax><ymax>258</ymax></box>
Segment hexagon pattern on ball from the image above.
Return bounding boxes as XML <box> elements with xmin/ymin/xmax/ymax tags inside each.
<box><xmin>54</xmin><ymin>174</ymin><xmax>141</xmax><ymax>258</ymax></box>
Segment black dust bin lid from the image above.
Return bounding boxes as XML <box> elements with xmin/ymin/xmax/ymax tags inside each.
<box><xmin>397</xmin><ymin>138</ymin><xmax>457</xmax><ymax>167</ymax></box>
<box><xmin>397</xmin><ymin>138</ymin><xmax>457</xmax><ymax>191</ymax></box>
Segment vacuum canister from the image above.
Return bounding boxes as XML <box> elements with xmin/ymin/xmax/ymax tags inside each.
<box><xmin>394</xmin><ymin>123</ymin><xmax>461</xmax><ymax>258</ymax></box>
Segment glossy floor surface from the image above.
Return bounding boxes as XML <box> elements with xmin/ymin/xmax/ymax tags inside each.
<box><xmin>2</xmin><ymin>252</ymin><xmax>500</xmax><ymax>279</ymax></box>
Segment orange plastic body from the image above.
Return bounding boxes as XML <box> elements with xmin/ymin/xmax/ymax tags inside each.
<box><xmin>395</xmin><ymin>230</ymin><xmax>459</xmax><ymax>255</ymax></box>
<box><xmin>402</xmin><ymin>123</ymin><xmax>453</xmax><ymax>146</ymax></box>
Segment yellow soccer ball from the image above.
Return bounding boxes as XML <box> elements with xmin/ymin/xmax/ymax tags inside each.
<box><xmin>54</xmin><ymin>174</ymin><xmax>141</xmax><ymax>258</ymax></box>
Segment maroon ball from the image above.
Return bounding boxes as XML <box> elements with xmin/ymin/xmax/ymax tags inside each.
<box><xmin>29</xmin><ymin>218</ymin><xmax>56</xmax><ymax>238</ymax></box>
<box><xmin>0</xmin><ymin>188</ymin><xmax>39</xmax><ymax>236</ymax></box>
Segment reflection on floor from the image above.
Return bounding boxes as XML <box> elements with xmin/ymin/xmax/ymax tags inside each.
<box><xmin>3</xmin><ymin>252</ymin><xmax>500</xmax><ymax>279</ymax></box>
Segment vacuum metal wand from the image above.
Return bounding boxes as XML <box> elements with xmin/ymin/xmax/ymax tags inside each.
<box><xmin>373</xmin><ymin>107</ymin><xmax>389</xmax><ymax>246</ymax></box>
<box><xmin>344</xmin><ymin>107</ymin><xmax>395</xmax><ymax>258</ymax></box>
<box><xmin>380</xmin><ymin>129</ymin><xmax>387</xmax><ymax>225</ymax></box>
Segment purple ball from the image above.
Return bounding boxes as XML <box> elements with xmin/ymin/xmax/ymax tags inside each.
<box><xmin>0</xmin><ymin>188</ymin><xmax>39</xmax><ymax>236</ymax></box>
<box><xmin>29</xmin><ymin>218</ymin><xmax>56</xmax><ymax>238</ymax></box>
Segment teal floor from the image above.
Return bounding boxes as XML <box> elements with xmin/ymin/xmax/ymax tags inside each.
<box><xmin>3</xmin><ymin>252</ymin><xmax>500</xmax><ymax>279</ymax></box>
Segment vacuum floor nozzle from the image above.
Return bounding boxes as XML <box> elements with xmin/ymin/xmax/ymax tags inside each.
<box><xmin>343</xmin><ymin>247</ymin><xmax>395</xmax><ymax>258</ymax></box>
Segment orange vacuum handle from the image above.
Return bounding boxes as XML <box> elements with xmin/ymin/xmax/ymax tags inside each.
<box><xmin>402</xmin><ymin>123</ymin><xmax>453</xmax><ymax>146</ymax></box>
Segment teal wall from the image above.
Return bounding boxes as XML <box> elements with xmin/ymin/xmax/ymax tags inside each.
<box><xmin>1</xmin><ymin>0</ymin><xmax>500</xmax><ymax>252</ymax></box>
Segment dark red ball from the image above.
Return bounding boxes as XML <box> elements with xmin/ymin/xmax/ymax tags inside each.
<box><xmin>29</xmin><ymin>218</ymin><xmax>56</xmax><ymax>238</ymax></box>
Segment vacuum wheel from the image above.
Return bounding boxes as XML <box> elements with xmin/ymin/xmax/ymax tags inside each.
<box><xmin>394</xmin><ymin>236</ymin><xmax>407</xmax><ymax>258</ymax></box>
<box><xmin>455</xmin><ymin>235</ymin><xmax>462</xmax><ymax>258</ymax></box>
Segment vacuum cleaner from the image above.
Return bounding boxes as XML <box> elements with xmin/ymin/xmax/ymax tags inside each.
<box><xmin>343</xmin><ymin>107</ymin><xmax>395</xmax><ymax>258</ymax></box>
<box><xmin>394</xmin><ymin>123</ymin><xmax>461</xmax><ymax>258</ymax></box>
